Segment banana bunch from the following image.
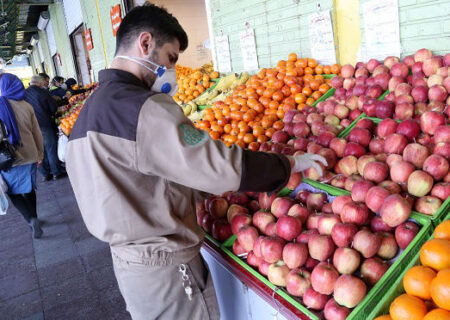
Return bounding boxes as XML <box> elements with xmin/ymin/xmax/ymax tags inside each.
<box><xmin>188</xmin><ymin>110</ymin><xmax>205</xmax><ymax>123</ymax></box>
<box><xmin>214</xmin><ymin>73</ymin><xmax>237</xmax><ymax>92</ymax></box>
<box><xmin>195</xmin><ymin>89</ymin><xmax>220</xmax><ymax>106</ymax></box>
<box><xmin>182</xmin><ymin>101</ymin><xmax>198</xmax><ymax>116</ymax></box>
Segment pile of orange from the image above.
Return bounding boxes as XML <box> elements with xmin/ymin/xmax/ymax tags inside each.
<box><xmin>375</xmin><ymin>220</ymin><xmax>450</xmax><ymax>320</ymax></box>
<box><xmin>194</xmin><ymin>53</ymin><xmax>341</xmax><ymax>149</ymax></box>
<box><xmin>174</xmin><ymin>66</ymin><xmax>219</xmax><ymax>105</ymax></box>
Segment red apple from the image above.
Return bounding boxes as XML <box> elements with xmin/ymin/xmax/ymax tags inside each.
<box><xmin>377</xmin><ymin>119</ymin><xmax>398</xmax><ymax>138</ymax></box>
<box><xmin>276</xmin><ymin>216</ymin><xmax>302</xmax><ymax>241</ymax></box>
<box><xmin>333</xmin><ymin>247</ymin><xmax>361</xmax><ymax>275</ymax></box>
<box><xmin>357</xmin><ymin>155</ymin><xmax>376</xmax><ymax>176</ymax></box>
<box><xmin>386</xmin><ymin>154</ymin><xmax>403</xmax><ymax>168</ymax></box>
<box><xmin>286</xmin><ymin>268</ymin><xmax>311</xmax><ymax>297</ymax></box>
<box><xmin>248</xmin><ymin>200</ymin><xmax>260</xmax><ymax>213</ymax></box>
<box><xmin>264</xmin><ymin>222</ymin><xmax>277</xmax><ymax>237</ymax></box>
<box><xmin>322</xmin><ymin>203</ymin><xmax>333</xmax><ymax>214</ymax></box>
<box><xmin>329</xmin><ymin>137</ymin><xmax>347</xmax><ymax>158</ymax></box>
<box><xmin>306</xmin><ymin>193</ymin><xmax>327</xmax><ymax>211</ymax></box>
<box><xmin>353</xmin><ymin>229</ymin><xmax>381</xmax><ymax>258</ymax></box>
<box><xmin>334</xmin><ymin>275</ymin><xmax>367</xmax><ymax>308</ymax></box>
<box><xmin>227</xmin><ymin>204</ymin><xmax>249</xmax><ymax>224</ymax></box>
<box><xmin>261</xmin><ymin>237</ymin><xmax>285</xmax><ymax>263</ymax></box>
<box><xmin>434</xmin><ymin>126</ymin><xmax>450</xmax><ymax>144</ymax></box>
<box><xmin>423</xmin><ymin>154</ymin><xmax>449</xmax><ymax>181</ymax></box>
<box><xmin>377</xmin><ymin>232</ymin><xmax>398</xmax><ymax>260</ymax></box>
<box><xmin>332</xmin><ymin>195</ymin><xmax>353</xmax><ymax>215</ymax></box>
<box><xmin>258</xmin><ymin>192</ymin><xmax>277</xmax><ymax>210</ymax></box>
<box><xmin>390</xmin><ymin>62</ymin><xmax>409</xmax><ymax>78</ymax></box>
<box><xmin>395</xmin><ymin>222</ymin><xmax>419</xmax><ymax>250</ymax></box>
<box><xmin>201</xmin><ymin>214</ymin><xmax>214</xmax><ymax>233</ymax></box>
<box><xmin>296</xmin><ymin>229</ymin><xmax>319</xmax><ymax>244</ymax></box>
<box><xmin>296</xmin><ymin>190</ymin><xmax>310</xmax><ymax>204</ymax></box>
<box><xmin>196</xmin><ymin>208</ymin><xmax>208</xmax><ymax>226</ymax></box>
<box><xmin>423</xmin><ymin>57</ymin><xmax>443</xmax><ymax>77</ymax></box>
<box><xmin>324</xmin><ymin>299</ymin><xmax>351</xmax><ymax>320</ymax></box>
<box><xmin>304</xmin><ymin>257</ymin><xmax>320</xmax><ymax>272</ymax></box>
<box><xmin>253</xmin><ymin>236</ymin><xmax>265</xmax><ymax>257</ymax></box>
<box><xmin>287</xmin><ymin>204</ymin><xmax>309</xmax><ymax>224</ymax></box>
<box><xmin>231</xmin><ymin>213</ymin><xmax>252</xmax><ymax>235</ymax></box>
<box><xmin>307</xmin><ymin>212</ymin><xmax>324</xmax><ymax>230</ymax></box>
<box><xmin>331</xmin><ymin>222</ymin><xmax>358</xmax><ymax>248</ymax></box>
<box><xmin>345</xmin><ymin>174</ymin><xmax>363</xmax><ymax>191</ymax></box>
<box><xmin>351</xmin><ymin>180</ymin><xmax>375</xmax><ymax>202</ymax></box>
<box><xmin>341</xmin><ymin>202</ymin><xmax>369</xmax><ymax>226</ymax></box>
<box><xmin>237</xmin><ymin>226</ymin><xmax>259</xmax><ymax>251</ymax></box>
<box><xmin>403</xmin><ymin>143</ymin><xmax>430</xmax><ymax>169</ymax></box>
<box><xmin>380</xmin><ymin>194</ymin><xmax>411</xmax><ymax>227</ymax></box>
<box><xmin>258</xmin><ymin>260</ymin><xmax>271</xmax><ymax>276</ymax></box>
<box><xmin>431</xmin><ymin>182</ymin><xmax>450</xmax><ymax>201</ymax></box>
<box><xmin>363</xmin><ymin>161</ymin><xmax>389</xmax><ymax>183</ymax></box>
<box><xmin>378</xmin><ymin>180</ymin><xmax>402</xmax><ymax>194</ymax></box>
<box><xmin>369</xmin><ymin>138</ymin><xmax>385</xmax><ymax>154</ymax></box>
<box><xmin>338</xmin><ymin>156</ymin><xmax>359</xmax><ymax>177</ymax></box>
<box><xmin>384</xmin><ymin>133</ymin><xmax>408</xmax><ymax>155</ymax></box>
<box><xmin>349</xmin><ymin>128</ymin><xmax>372</xmax><ymax>147</ymax></box>
<box><xmin>390</xmin><ymin>160</ymin><xmax>415</xmax><ymax>184</ymax></box>
<box><xmin>360</xmin><ymin>257</ymin><xmax>389</xmax><ymax>286</ymax></box>
<box><xmin>212</xmin><ymin>220</ymin><xmax>232</xmax><ymax>242</ymax></box>
<box><xmin>247</xmin><ymin>250</ymin><xmax>263</xmax><ymax>267</ymax></box>
<box><xmin>415</xmin><ymin>196</ymin><xmax>442</xmax><ymax>216</ymax></box>
<box><xmin>344</xmin><ymin>142</ymin><xmax>366</xmax><ymax>158</ymax></box>
<box><xmin>268</xmin><ymin>260</ymin><xmax>290</xmax><ymax>286</ymax></box>
<box><xmin>434</xmin><ymin>142</ymin><xmax>450</xmax><ymax>161</ymax></box>
<box><xmin>308</xmin><ymin>234</ymin><xmax>335</xmax><ymax>261</ymax></box>
<box><xmin>318</xmin><ymin>214</ymin><xmax>342</xmax><ymax>236</ymax></box>
<box><xmin>282</xmin><ymin>243</ymin><xmax>308</xmax><ymax>269</ymax></box>
<box><xmin>408</xmin><ymin>170</ymin><xmax>433</xmax><ymax>197</ymax></box>
<box><xmin>209</xmin><ymin>197</ymin><xmax>229</xmax><ymax>219</ymax></box>
<box><xmin>420</xmin><ymin>111</ymin><xmax>446</xmax><ymax>135</ymax></box>
<box><xmin>227</xmin><ymin>192</ymin><xmax>249</xmax><ymax>206</ymax></box>
<box><xmin>271</xmin><ymin>197</ymin><xmax>295</xmax><ymax>218</ymax></box>
<box><xmin>414</xmin><ymin>48</ymin><xmax>432</xmax><ymax>62</ymax></box>
<box><xmin>311</xmin><ymin>262</ymin><xmax>339</xmax><ymax>295</ymax></box>
<box><xmin>389</xmin><ymin>76</ymin><xmax>404</xmax><ymax>92</ymax></box>
<box><xmin>396</xmin><ymin>120</ymin><xmax>420</xmax><ymax>142</ymax></box>
<box><xmin>252</xmin><ymin>211</ymin><xmax>275</xmax><ymax>233</ymax></box>
<box><xmin>395</xmin><ymin>83</ymin><xmax>412</xmax><ymax>97</ymax></box>
<box><xmin>232</xmin><ymin>239</ymin><xmax>248</xmax><ymax>256</ymax></box>
<box><xmin>370</xmin><ymin>216</ymin><xmax>394</xmax><ymax>233</ymax></box>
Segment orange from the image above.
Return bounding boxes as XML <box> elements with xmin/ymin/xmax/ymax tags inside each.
<box><xmin>288</xmin><ymin>53</ymin><xmax>297</xmax><ymax>61</ymax></box>
<box><xmin>435</xmin><ymin>220</ymin><xmax>450</xmax><ymax>241</ymax></box>
<box><xmin>248</xmin><ymin>142</ymin><xmax>260</xmax><ymax>151</ymax></box>
<box><xmin>420</xmin><ymin>239</ymin><xmax>450</xmax><ymax>271</ymax></box>
<box><xmin>390</xmin><ymin>294</ymin><xmax>427</xmax><ymax>320</ymax></box>
<box><xmin>430</xmin><ymin>269</ymin><xmax>450</xmax><ymax>310</ymax></box>
<box><xmin>423</xmin><ymin>308</ymin><xmax>450</xmax><ymax>320</ymax></box>
<box><xmin>374</xmin><ymin>316</ymin><xmax>392</xmax><ymax>320</ymax></box>
<box><xmin>403</xmin><ymin>265</ymin><xmax>436</xmax><ymax>300</ymax></box>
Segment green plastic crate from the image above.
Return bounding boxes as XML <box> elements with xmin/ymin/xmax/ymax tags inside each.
<box><xmin>337</xmin><ymin>116</ymin><xmax>449</xmax><ymax>226</ymax></box>
<box><xmin>216</xmin><ymin>186</ymin><xmax>433</xmax><ymax>320</ymax></box>
<box><xmin>312</xmin><ymin>88</ymin><xmax>336</xmax><ymax>107</ymax></box>
<box><xmin>322</xmin><ymin>74</ymin><xmax>337</xmax><ymax>79</ymax></box>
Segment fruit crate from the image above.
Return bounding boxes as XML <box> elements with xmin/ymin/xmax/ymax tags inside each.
<box><xmin>337</xmin><ymin>90</ymin><xmax>390</xmax><ymax>138</ymax></box>
<box><xmin>214</xmin><ymin>183</ymin><xmax>433</xmax><ymax>320</ymax></box>
<box><xmin>336</xmin><ymin>116</ymin><xmax>449</xmax><ymax>227</ymax></box>
<box><xmin>312</xmin><ymin>88</ymin><xmax>336</xmax><ymax>107</ymax></box>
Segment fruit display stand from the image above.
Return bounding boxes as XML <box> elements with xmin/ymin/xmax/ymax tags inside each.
<box><xmin>334</xmin><ymin>116</ymin><xmax>450</xmax><ymax>227</ymax></box>
<box><xmin>201</xmin><ymin>182</ymin><xmax>433</xmax><ymax>320</ymax></box>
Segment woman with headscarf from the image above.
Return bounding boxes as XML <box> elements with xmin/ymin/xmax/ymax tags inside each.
<box><xmin>64</xmin><ymin>78</ymin><xmax>87</xmax><ymax>95</ymax></box>
<box><xmin>0</xmin><ymin>73</ymin><xmax>44</xmax><ymax>238</ymax></box>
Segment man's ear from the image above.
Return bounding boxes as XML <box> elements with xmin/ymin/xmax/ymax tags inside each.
<box><xmin>137</xmin><ymin>31</ymin><xmax>155</xmax><ymax>56</ymax></box>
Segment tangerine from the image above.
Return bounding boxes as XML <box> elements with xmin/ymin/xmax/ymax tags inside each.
<box><xmin>423</xmin><ymin>308</ymin><xmax>450</xmax><ymax>320</ymax></box>
<box><xmin>420</xmin><ymin>239</ymin><xmax>450</xmax><ymax>271</ymax></box>
<box><xmin>403</xmin><ymin>265</ymin><xmax>436</xmax><ymax>300</ymax></box>
<box><xmin>374</xmin><ymin>316</ymin><xmax>392</xmax><ymax>320</ymax></box>
<box><xmin>248</xmin><ymin>142</ymin><xmax>260</xmax><ymax>151</ymax></box>
<box><xmin>435</xmin><ymin>220</ymin><xmax>450</xmax><ymax>241</ymax></box>
<box><xmin>430</xmin><ymin>269</ymin><xmax>450</xmax><ymax>310</ymax></box>
<box><xmin>389</xmin><ymin>294</ymin><xmax>427</xmax><ymax>320</ymax></box>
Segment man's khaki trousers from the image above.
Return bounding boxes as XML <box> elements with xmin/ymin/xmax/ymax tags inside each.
<box><xmin>112</xmin><ymin>251</ymin><xmax>220</xmax><ymax>320</ymax></box>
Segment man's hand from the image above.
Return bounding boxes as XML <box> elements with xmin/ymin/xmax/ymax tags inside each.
<box><xmin>288</xmin><ymin>153</ymin><xmax>328</xmax><ymax>176</ymax></box>
<box><xmin>37</xmin><ymin>160</ymin><xmax>42</xmax><ymax>167</ymax></box>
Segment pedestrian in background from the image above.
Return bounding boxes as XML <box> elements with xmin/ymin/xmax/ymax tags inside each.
<box><xmin>0</xmin><ymin>73</ymin><xmax>44</xmax><ymax>238</ymax></box>
<box><xmin>26</xmin><ymin>75</ymin><xmax>66</xmax><ymax>181</ymax></box>
<box><xmin>38</xmin><ymin>73</ymin><xmax>50</xmax><ymax>90</ymax></box>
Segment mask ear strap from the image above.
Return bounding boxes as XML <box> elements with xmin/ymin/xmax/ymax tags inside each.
<box><xmin>115</xmin><ymin>56</ymin><xmax>159</xmax><ymax>75</ymax></box>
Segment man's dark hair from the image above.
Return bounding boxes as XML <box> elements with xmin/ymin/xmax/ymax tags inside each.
<box><xmin>52</xmin><ymin>76</ymin><xmax>64</xmax><ymax>85</ymax></box>
<box><xmin>38</xmin><ymin>72</ymin><xmax>49</xmax><ymax>80</ymax></box>
<box><xmin>115</xmin><ymin>3</ymin><xmax>188</xmax><ymax>55</ymax></box>
<box><xmin>65</xmin><ymin>78</ymin><xmax>77</xmax><ymax>87</ymax></box>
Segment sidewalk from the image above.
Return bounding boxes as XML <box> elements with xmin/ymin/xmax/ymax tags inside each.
<box><xmin>0</xmin><ymin>177</ymin><xmax>131</xmax><ymax>320</ymax></box>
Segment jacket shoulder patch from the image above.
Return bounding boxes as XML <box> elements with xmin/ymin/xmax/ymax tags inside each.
<box><xmin>180</xmin><ymin>124</ymin><xmax>207</xmax><ymax>146</ymax></box>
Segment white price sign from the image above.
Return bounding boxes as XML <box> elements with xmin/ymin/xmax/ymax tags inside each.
<box><xmin>362</xmin><ymin>0</ymin><xmax>401</xmax><ymax>60</ymax></box>
<box><xmin>308</xmin><ymin>11</ymin><xmax>337</xmax><ymax>65</ymax></box>
<box><xmin>239</xmin><ymin>28</ymin><xmax>259</xmax><ymax>71</ymax></box>
<box><xmin>215</xmin><ymin>35</ymin><xmax>231</xmax><ymax>73</ymax></box>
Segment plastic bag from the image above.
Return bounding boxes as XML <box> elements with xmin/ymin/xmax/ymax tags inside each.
<box><xmin>0</xmin><ymin>175</ymin><xmax>8</xmax><ymax>215</ymax></box>
<box><xmin>58</xmin><ymin>133</ymin><xmax>69</xmax><ymax>162</ymax></box>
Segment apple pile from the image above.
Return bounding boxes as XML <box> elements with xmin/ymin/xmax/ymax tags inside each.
<box><xmin>229</xmin><ymin>188</ymin><xmax>420</xmax><ymax>319</ymax></box>
<box><xmin>197</xmin><ymin>173</ymin><xmax>304</xmax><ymax>243</ymax></box>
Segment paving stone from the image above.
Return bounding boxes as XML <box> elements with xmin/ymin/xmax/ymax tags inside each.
<box><xmin>37</xmin><ymin>257</ymin><xmax>85</xmax><ymax>288</ymax></box>
<box><xmin>75</xmin><ymin>237</ymin><xmax>108</xmax><ymax>256</ymax></box>
<box><xmin>87</xmin><ymin>265</ymin><xmax>117</xmax><ymax>291</ymax></box>
<box><xmin>34</xmin><ymin>238</ymin><xmax>77</xmax><ymax>269</ymax></box>
<box><xmin>44</xmin><ymin>295</ymin><xmax>106</xmax><ymax>320</ymax></box>
<box><xmin>0</xmin><ymin>270</ymin><xmax>39</xmax><ymax>301</ymax></box>
<box><xmin>81</xmin><ymin>247</ymin><xmax>113</xmax><ymax>272</ymax></box>
<box><xmin>68</xmin><ymin>220</ymin><xmax>92</xmax><ymax>242</ymax></box>
<box><xmin>1</xmin><ymin>289</ymin><xmax>42</xmax><ymax>319</ymax></box>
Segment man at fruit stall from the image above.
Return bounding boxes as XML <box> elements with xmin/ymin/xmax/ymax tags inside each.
<box><xmin>38</xmin><ymin>73</ymin><xmax>50</xmax><ymax>90</ymax></box>
<box><xmin>65</xmin><ymin>4</ymin><xmax>327</xmax><ymax>320</ymax></box>
<box><xmin>25</xmin><ymin>75</ymin><xmax>66</xmax><ymax>181</ymax></box>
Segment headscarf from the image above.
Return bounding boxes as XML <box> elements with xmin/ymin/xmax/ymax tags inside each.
<box><xmin>0</xmin><ymin>73</ymin><xmax>25</xmax><ymax>146</ymax></box>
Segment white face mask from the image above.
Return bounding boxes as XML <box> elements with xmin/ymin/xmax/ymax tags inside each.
<box><xmin>115</xmin><ymin>55</ymin><xmax>178</xmax><ymax>96</ymax></box>
<box><xmin>61</xmin><ymin>83</ymin><xmax>68</xmax><ymax>90</ymax></box>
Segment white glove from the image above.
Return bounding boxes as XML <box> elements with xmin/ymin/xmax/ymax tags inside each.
<box><xmin>289</xmin><ymin>153</ymin><xmax>328</xmax><ymax>176</ymax></box>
